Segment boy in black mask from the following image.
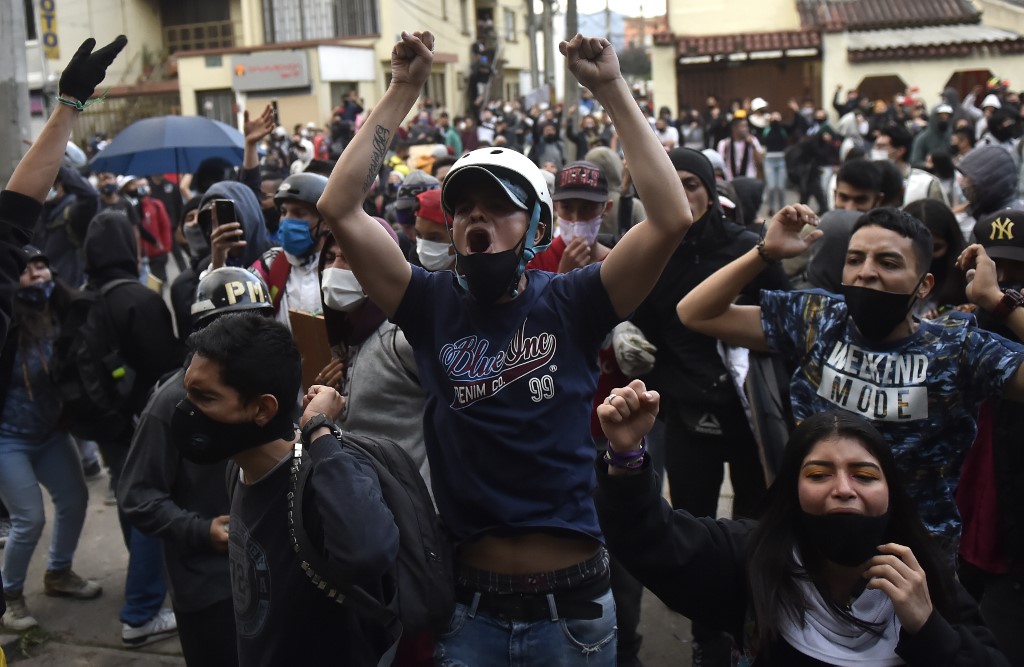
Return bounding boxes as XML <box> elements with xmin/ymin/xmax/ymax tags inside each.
<box><xmin>171</xmin><ymin>313</ymin><xmax>399</xmax><ymax>665</ymax></box>
<box><xmin>319</xmin><ymin>31</ymin><xmax>692</xmax><ymax>663</ymax></box>
<box><xmin>679</xmin><ymin>206</ymin><xmax>1024</xmax><ymax>563</ymax></box>
<box><xmin>120</xmin><ymin>267</ymin><xmax>274</xmax><ymax>661</ymax></box>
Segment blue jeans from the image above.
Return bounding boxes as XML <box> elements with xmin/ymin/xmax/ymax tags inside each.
<box><xmin>0</xmin><ymin>430</ymin><xmax>88</xmax><ymax>593</ymax></box>
<box><xmin>436</xmin><ymin>550</ymin><xmax>617</xmax><ymax>666</ymax></box>
<box><xmin>764</xmin><ymin>154</ymin><xmax>787</xmax><ymax>212</ymax></box>
<box><xmin>99</xmin><ymin>437</ymin><xmax>168</xmax><ymax>626</ymax></box>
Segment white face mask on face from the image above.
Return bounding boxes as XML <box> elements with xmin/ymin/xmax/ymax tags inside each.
<box><xmin>416</xmin><ymin>238</ymin><xmax>453</xmax><ymax>271</ymax></box>
<box><xmin>870</xmin><ymin>149</ymin><xmax>891</xmax><ymax>162</ymax></box>
<box><xmin>558</xmin><ymin>215</ymin><xmax>603</xmax><ymax>246</ymax></box>
<box><xmin>321</xmin><ymin>267</ymin><xmax>367</xmax><ymax>312</ymax></box>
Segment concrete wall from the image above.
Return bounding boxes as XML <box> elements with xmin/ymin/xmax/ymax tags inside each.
<box><xmin>977</xmin><ymin>0</ymin><xmax>1024</xmax><ymax>34</ymax></box>
<box><xmin>821</xmin><ymin>31</ymin><xmax>1024</xmax><ymax>116</ymax></box>
<box><xmin>42</xmin><ymin>0</ymin><xmax>162</xmax><ymax>87</ymax></box>
<box><xmin>667</xmin><ymin>0</ymin><xmax>800</xmax><ymax>36</ymax></box>
<box><xmin>651</xmin><ymin>44</ymin><xmax>678</xmax><ymax>119</ymax></box>
<box><xmin>178</xmin><ymin>0</ymin><xmax>536</xmax><ymax>124</ymax></box>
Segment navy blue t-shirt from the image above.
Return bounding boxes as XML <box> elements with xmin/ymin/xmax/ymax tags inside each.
<box><xmin>393</xmin><ymin>264</ymin><xmax>621</xmax><ymax>543</ymax></box>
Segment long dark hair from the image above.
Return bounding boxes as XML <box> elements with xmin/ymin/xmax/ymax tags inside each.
<box><xmin>745</xmin><ymin>411</ymin><xmax>954</xmax><ymax>653</ymax></box>
<box><xmin>903</xmin><ymin>199</ymin><xmax>967</xmax><ymax>310</ymax></box>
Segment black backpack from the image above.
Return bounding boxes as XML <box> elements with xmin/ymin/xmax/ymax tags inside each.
<box><xmin>54</xmin><ymin>279</ymin><xmax>139</xmax><ymax>441</ymax></box>
<box><xmin>250</xmin><ymin>430</ymin><xmax>453</xmax><ymax>666</ymax></box>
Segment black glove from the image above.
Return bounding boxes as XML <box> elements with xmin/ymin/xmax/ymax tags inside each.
<box><xmin>59</xmin><ymin>35</ymin><xmax>128</xmax><ymax>103</ymax></box>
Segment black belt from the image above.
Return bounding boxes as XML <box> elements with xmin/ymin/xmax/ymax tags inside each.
<box><xmin>456</xmin><ymin>589</ymin><xmax>604</xmax><ymax>622</ymax></box>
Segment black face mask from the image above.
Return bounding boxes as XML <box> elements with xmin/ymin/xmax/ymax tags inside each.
<box><xmin>455</xmin><ymin>245</ymin><xmax>523</xmax><ymax>304</ymax></box>
<box><xmin>839</xmin><ymin>282</ymin><xmax>921</xmax><ymax>341</ymax></box>
<box><xmin>16</xmin><ymin>280</ymin><xmax>55</xmax><ymax>309</ymax></box>
<box><xmin>799</xmin><ymin>511</ymin><xmax>890</xmax><ymax>567</ymax></box>
<box><xmin>262</xmin><ymin>206</ymin><xmax>281</xmax><ymax>235</ymax></box>
<box><xmin>170</xmin><ymin>398</ymin><xmax>295</xmax><ymax>465</ymax></box>
<box><xmin>935</xmin><ymin>121</ymin><xmax>949</xmax><ymax>133</ymax></box>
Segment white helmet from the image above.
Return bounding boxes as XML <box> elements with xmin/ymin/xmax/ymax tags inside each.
<box><xmin>64</xmin><ymin>141</ymin><xmax>88</xmax><ymax>170</ymax></box>
<box><xmin>441</xmin><ymin>147</ymin><xmax>553</xmax><ymax>249</ymax></box>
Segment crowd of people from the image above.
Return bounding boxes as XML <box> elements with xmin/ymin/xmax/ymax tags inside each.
<box><xmin>0</xmin><ymin>25</ymin><xmax>1023</xmax><ymax>667</ymax></box>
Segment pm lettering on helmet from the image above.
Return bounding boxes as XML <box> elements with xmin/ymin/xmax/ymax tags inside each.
<box><xmin>224</xmin><ymin>280</ymin><xmax>267</xmax><ymax>305</ymax></box>
<box><xmin>990</xmin><ymin>216</ymin><xmax>1015</xmax><ymax>241</ymax></box>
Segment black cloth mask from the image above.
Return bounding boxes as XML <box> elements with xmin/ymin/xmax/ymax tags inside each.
<box><xmin>799</xmin><ymin>511</ymin><xmax>890</xmax><ymax>567</ymax></box>
<box><xmin>170</xmin><ymin>398</ymin><xmax>295</xmax><ymax>465</ymax></box>
<box><xmin>16</xmin><ymin>280</ymin><xmax>55</xmax><ymax>308</ymax></box>
<box><xmin>262</xmin><ymin>206</ymin><xmax>281</xmax><ymax>235</ymax></box>
<box><xmin>839</xmin><ymin>282</ymin><xmax>921</xmax><ymax>341</ymax></box>
<box><xmin>455</xmin><ymin>245</ymin><xmax>523</xmax><ymax>304</ymax></box>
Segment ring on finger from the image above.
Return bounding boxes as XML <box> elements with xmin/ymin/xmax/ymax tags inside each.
<box><xmin>605</xmin><ymin>393</ymin><xmax>618</xmax><ymax>405</ymax></box>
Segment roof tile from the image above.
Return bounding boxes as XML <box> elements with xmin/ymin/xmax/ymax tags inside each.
<box><xmin>798</xmin><ymin>0</ymin><xmax>980</xmax><ymax>32</ymax></box>
<box><xmin>676</xmin><ymin>30</ymin><xmax>821</xmax><ymax>57</ymax></box>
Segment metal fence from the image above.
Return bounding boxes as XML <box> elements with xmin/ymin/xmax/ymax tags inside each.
<box><xmin>71</xmin><ymin>94</ymin><xmax>182</xmax><ymax>154</ymax></box>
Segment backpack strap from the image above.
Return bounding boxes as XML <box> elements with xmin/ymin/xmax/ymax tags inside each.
<box><xmin>289</xmin><ymin>437</ymin><xmax>402</xmax><ymax>667</ymax></box>
<box><xmin>382</xmin><ymin>326</ymin><xmax>418</xmax><ymax>384</ymax></box>
<box><xmin>254</xmin><ymin>252</ymin><xmax>290</xmax><ymax>312</ymax></box>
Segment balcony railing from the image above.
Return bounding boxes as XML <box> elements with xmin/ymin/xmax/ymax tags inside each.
<box><xmin>164</xmin><ymin>20</ymin><xmax>237</xmax><ymax>54</ymax></box>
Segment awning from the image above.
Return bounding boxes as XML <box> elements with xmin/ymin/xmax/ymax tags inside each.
<box><xmin>847</xmin><ymin>24</ymin><xmax>1024</xmax><ymax>62</ymax></box>
<box><xmin>672</xmin><ymin>30</ymin><xmax>821</xmax><ymax>64</ymax></box>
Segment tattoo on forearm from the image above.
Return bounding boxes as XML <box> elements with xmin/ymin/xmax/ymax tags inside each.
<box><xmin>363</xmin><ymin>125</ymin><xmax>391</xmax><ymax>192</ymax></box>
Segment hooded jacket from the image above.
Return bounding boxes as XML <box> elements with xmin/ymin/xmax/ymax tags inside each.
<box><xmin>632</xmin><ymin>149</ymin><xmax>790</xmax><ymax>413</ymax></box>
<box><xmin>35</xmin><ymin>165</ymin><xmax>99</xmax><ymax>288</ymax></box>
<box><xmin>83</xmin><ymin>211</ymin><xmax>183</xmax><ymax>418</ymax></box>
<box><xmin>910</xmin><ymin>109</ymin><xmax>954</xmax><ymax>170</ymax></box>
<box><xmin>958</xmin><ymin>146</ymin><xmax>1024</xmax><ymax>219</ymax></box>
<box><xmin>198</xmin><ymin>180</ymin><xmax>273</xmax><ymax>269</ymax></box>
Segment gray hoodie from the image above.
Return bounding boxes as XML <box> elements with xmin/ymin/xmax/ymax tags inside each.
<box><xmin>957</xmin><ymin>146</ymin><xmax>1024</xmax><ymax>219</ymax></box>
<box><xmin>198</xmin><ymin>180</ymin><xmax>272</xmax><ymax>268</ymax></box>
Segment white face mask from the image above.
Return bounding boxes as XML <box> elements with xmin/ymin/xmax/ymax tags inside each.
<box><xmin>870</xmin><ymin>149</ymin><xmax>891</xmax><ymax>162</ymax></box>
<box><xmin>858</xmin><ymin>121</ymin><xmax>870</xmax><ymax>135</ymax></box>
<box><xmin>558</xmin><ymin>215</ymin><xmax>603</xmax><ymax>247</ymax></box>
<box><xmin>416</xmin><ymin>238</ymin><xmax>453</xmax><ymax>271</ymax></box>
<box><xmin>321</xmin><ymin>267</ymin><xmax>366</xmax><ymax>312</ymax></box>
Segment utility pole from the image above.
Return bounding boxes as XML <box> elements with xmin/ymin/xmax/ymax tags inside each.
<box><xmin>527</xmin><ymin>0</ymin><xmax>539</xmax><ymax>89</ymax></box>
<box><xmin>605</xmin><ymin>0</ymin><xmax>611</xmax><ymax>41</ymax></box>
<box><xmin>542</xmin><ymin>0</ymin><xmax>554</xmax><ymax>91</ymax></box>
<box><xmin>1</xmin><ymin>0</ymin><xmax>32</xmax><ymax>188</ymax></box>
<box><xmin>563</xmin><ymin>0</ymin><xmax>579</xmax><ymax>158</ymax></box>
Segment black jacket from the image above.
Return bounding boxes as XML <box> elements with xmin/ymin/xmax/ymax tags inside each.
<box><xmin>119</xmin><ymin>368</ymin><xmax>233</xmax><ymax>612</ymax></box>
<box><xmin>595</xmin><ymin>462</ymin><xmax>1010</xmax><ymax>666</ymax></box>
<box><xmin>83</xmin><ymin>210</ymin><xmax>183</xmax><ymax>420</ymax></box>
<box><xmin>632</xmin><ymin>215</ymin><xmax>789</xmax><ymax>413</ymax></box>
<box><xmin>0</xmin><ymin>191</ymin><xmax>39</xmax><ymax>347</ymax></box>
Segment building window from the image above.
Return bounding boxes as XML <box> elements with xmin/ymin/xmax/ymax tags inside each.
<box><xmin>336</xmin><ymin>0</ymin><xmax>378</xmax><ymax>36</ymax></box>
<box><xmin>427</xmin><ymin>71</ymin><xmax>445</xmax><ymax>104</ymax></box>
<box><xmin>503</xmin><ymin>8</ymin><xmax>516</xmax><ymax>42</ymax></box>
<box><xmin>262</xmin><ymin>0</ymin><xmax>378</xmax><ymax>42</ymax></box>
<box><xmin>459</xmin><ymin>0</ymin><xmax>469</xmax><ymax>35</ymax></box>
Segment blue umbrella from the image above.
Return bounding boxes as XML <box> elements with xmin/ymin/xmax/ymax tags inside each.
<box><xmin>89</xmin><ymin>115</ymin><xmax>244</xmax><ymax>175</ymax></box>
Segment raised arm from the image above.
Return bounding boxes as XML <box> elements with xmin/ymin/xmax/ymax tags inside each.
<box><xmin>7</xmin><ymin>35</ymin><xmax>126</xmax><ymax>202</ymax></box>
<box><xmin>317</xmin><ymin>31</ymin><xmax>435</xmax><ymax>317</ymax></box>
<box><xmin>559</xmin><ymin>35</ymin><xmax>691</xmax><ymax>318</ymax></box>
<box><xmin>676</xmin><ymin>204</ymin><xmax>820</xmax><ymax>351</ymax></box>
<box><xmin>958</xmin><ymin>243</ymin><xmax>1024</xmax><ymax>402</ymax></box>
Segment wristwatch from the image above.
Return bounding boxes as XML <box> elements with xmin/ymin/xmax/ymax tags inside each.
<box><xmin>992</xmin><ymin>288</ymin><xmax>1024</xmax><ymax>321</ymax></box>
<box><xmin>300</xmin><ymin>413</ymin><xmax>340</xmax><ymax>445</ymax></box>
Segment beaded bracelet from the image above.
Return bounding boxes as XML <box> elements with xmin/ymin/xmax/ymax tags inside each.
<box><xmin>755</xmin><ymin>239</ymin><xmax>776</xmax><ymax>264</ymax></box>
<box><xmin>55</xmin><ymin>89</ymin><xmax>109</xmax><ymax>112</ymax></box>
<box><xmin>604</xmin><ymin>438</ymin><xmax>646</xmax><ymax>470</ymax></box>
